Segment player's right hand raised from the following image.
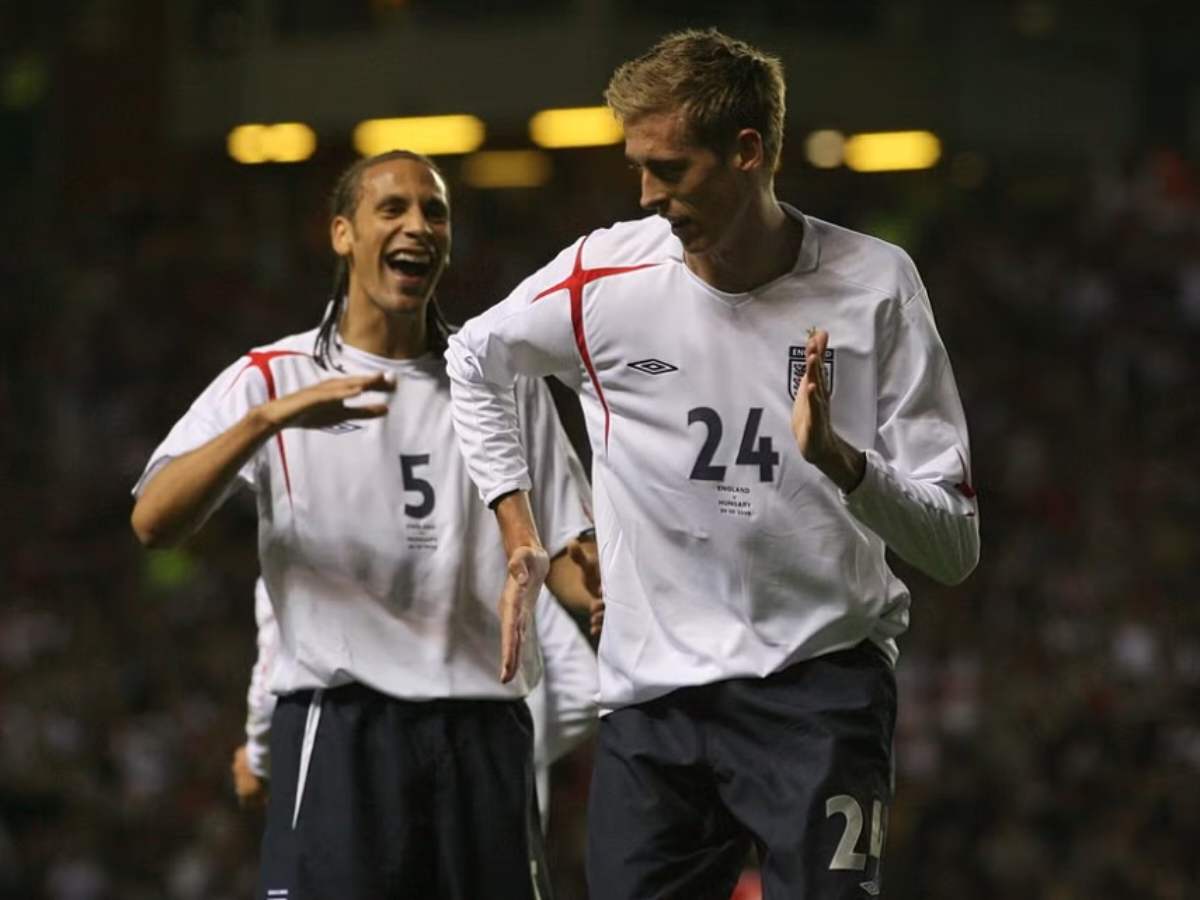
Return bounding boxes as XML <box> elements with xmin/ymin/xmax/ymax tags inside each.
<box><xmin>259</xmin><ymin>372</ymin><xmax>394</xmax><ymax>431</ymax></box>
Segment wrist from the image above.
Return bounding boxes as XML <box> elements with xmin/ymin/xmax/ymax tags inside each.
<box><xmin>815</xmin><ymin>440</ymin><xmax>866</xmax><ymax>493</ymax></box>
<box><xmin>493</xmin><ymin>491</ymin><xmax>543</xmax><ymax>557</ymax></box>
<box><xmin>249</xmin><ymin>402</ymin><xmax>285</xmax><ymax>436</ymax></box>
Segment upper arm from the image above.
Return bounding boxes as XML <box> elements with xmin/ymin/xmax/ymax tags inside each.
<box><xmin>518</xmin><ymin>377</ymin><xmax>592</xmax><ymax>557</ymax></box>
<box><xmin>132</xmin><ymin>355</ymin><xmax>270</xmax><ymax>499</ymax></box>
<box><xmin>875</xmin><ymin>283</ymin><xmax>973</xmax><ymax>487</ymax></box>
<box><xmin>448</xmin><ymin>238</ymin><xmax>587</xmax><ymax>389</ymax></box>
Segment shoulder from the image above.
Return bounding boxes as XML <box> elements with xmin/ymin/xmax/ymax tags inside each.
<box><xmin>805</xmin><ymin>215</ymin><xmax>922</xmax><ymax>301</ymax></box>
<box><xmin>210</xmin><ymin>328</ymin><xmax>320</xmax><ymax>397</ymax></box>
<box><xmin>578</xmin><ymin>215</ymin><xmax>677</xmax><ymax>267</ymax></box>
<box><xmin>243</xmin><ymin>328</ymin><xmax>320</xmax><ymax>360</ymax></box>
<box><xmin>235</xmin><ymin>329</ymin><xmax>320</xmax><ymax>374</ymax></box>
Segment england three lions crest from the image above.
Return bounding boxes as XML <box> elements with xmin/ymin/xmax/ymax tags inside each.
<box><xmin>788</xmin><ymin>345</ymin><xmax>835</xmax><ymax>398</ymax></box>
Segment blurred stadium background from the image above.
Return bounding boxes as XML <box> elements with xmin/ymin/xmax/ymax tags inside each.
<box><xmin>3</xmin><ymin>1</ymin><xmax>1199</xmax><ymax>897</ymax></box>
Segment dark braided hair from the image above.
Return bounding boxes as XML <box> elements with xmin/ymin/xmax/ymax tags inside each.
<box><xmin>314</xmin><ymin>149</ymin><xmax>455</xmax><ymax>369</ymax></box>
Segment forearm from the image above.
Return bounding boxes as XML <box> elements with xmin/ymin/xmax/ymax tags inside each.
<box><xmin>131</xmin><ymin>408</ymin><xmax>276</xmax><ymax>547</ymax></box>
<box><xmin>844</xmin><ymin>450</ymin><xmax>980</xmax><ymax>585</ymax></box>
<box><xmin>493</xmin><ymin>491</ymin><xmax>544</xmax><ymax>556</ymax></box>
<box><xmin>811</xmin><ymin>432</ymin><xmax>867</xmax><ymax>494</ymax></box>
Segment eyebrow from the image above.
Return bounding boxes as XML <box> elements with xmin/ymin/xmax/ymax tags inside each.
<box><xmin>626</xmin><ymin>153</ymin><xmax>686</xmax><ymax>166</ymax></box>
<box><xmin>373</xmin><ymin>192</ymin><xmax>447</xmax><ymax>209</ymax></box>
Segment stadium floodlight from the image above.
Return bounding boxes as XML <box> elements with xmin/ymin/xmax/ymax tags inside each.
<box><xmin>843</xmin><ymin>130</ymin><xmax>941</xmax><ymax>172</ymax></box>
<box><xmin>353</xmin><ymin>115</ymin><xmax>486</xmax><ymax>157</ymax></box>
<box><xmin>226</xmin><ymin>123</ymin><xmax>317</xmax><ymax>164</ymax></box>
<box><xmin>228</xmin><ymin>124</ymin><xmax>269</xmax><ymax>164</ymax></box>
<box><xmin>805</xmin><ymin>130</ymin><xmax>846</xmax><ymax>169</ymax></box>
<box><xmin>267</xmin><ymin>122</ymin><xmax>317</xmax><ymax>163</ymax></box>
<box><xmin>462</xmin><ymin>150</ymin><xmax>553</xmax><ymax>189</ymax></box>
<box><xmin>528</xmin><ymin>107</ymin><xmax>623</xmax><ymax>149</ymax></box>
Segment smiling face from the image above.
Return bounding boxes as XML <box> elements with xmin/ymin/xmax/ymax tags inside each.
<box><xmin>624</xmin><ymin>109</ymin><xmax>755</xmax><ymax>257</ymax></box>
<box><xmin>331</xmin><ymin>157</ymin><xmax>451</xmax><ymax>321</ymax></box>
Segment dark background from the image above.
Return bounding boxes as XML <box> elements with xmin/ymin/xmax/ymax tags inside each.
<box><xmin>2</xmin><ymin>2</ymin><xmax>1199</xmax><ymax>897</ymax></box>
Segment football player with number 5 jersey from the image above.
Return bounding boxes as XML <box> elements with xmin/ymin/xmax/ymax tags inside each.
<box><xmin>447</xmin><ymin>29</ymin><xmax>980</xmax><ymax>900</ymax></box>
<box><xmin>132</xmin><ymin>150</ymin><xmax>599</xmax><ymax>900</ymax></box>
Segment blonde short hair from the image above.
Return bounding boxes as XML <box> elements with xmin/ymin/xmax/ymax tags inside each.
<box><xmin>604</xmin><ymin>28</ymin><xmax>786</xmax><ymax>170</ymax></box>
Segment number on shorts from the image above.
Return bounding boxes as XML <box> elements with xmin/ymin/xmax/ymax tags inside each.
<box><xmin>825</xmin><ymin>795</ymin><xmax>887</xmax><ymax>884</ymax></box>
<box><xmin>825</xmin><ymin>795</ymin><xmax>867</xmax><ymax>870</ymax></box>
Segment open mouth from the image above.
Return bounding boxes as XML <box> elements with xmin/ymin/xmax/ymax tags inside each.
<box><xmin>384</xmin><ymin>249</ymin><xmax>435</xmax><ymax>279</ymax></box>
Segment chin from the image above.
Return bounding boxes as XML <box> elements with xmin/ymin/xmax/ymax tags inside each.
<box><xmin>373</xmin><ymin>293</ymin><xmax>427</xmax><ymax>317</ymax></box>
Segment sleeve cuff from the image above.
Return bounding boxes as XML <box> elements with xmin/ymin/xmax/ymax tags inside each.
<box><xmin>245</xmin><ymin>739</ymin><xmax>270</xmax><ymax>779</ymax></box>
<box><xmin>841</xmin><ymin>448</ymin><xmax>886</xmax><ymax>507</ymax></box>
<box><xmin>483</xmin><ymin>476</ymin><xmax>533</xmax><ymax>510</ymax></box>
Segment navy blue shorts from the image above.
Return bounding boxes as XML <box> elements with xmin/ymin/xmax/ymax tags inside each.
<box><xmin>258</xmin><ymin>684</ymin><xmax>550</xmax><ymax>900</ymax></box>
<box><xmin>587</xmin><ymin>641</ymin><xmax>896</xmax><ymax>900</ymax></box>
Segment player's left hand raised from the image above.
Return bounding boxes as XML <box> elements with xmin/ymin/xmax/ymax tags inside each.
<box><xmin>499</xmin><ymin>545</ymin><xmax>550</xmax><ymax>683</ymax></box>
<box><xmin>791</xmin><ymin>328</ymin><xmax>865</xmax><ymax>493</ymax></box>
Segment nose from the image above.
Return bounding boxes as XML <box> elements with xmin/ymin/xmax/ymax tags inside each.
<box><xmin>639</xmin><ymin>170</ymin><xmax>668</xmax><ymax>213</ymax></box>
<box><xmin>403</xmin><ymin>207</ymin><xmax>433</xmax><ymax>238</ymax></box>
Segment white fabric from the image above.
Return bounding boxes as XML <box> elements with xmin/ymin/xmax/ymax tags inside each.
<box><xmin>134</xmin><ymin>328</ymin><xmax>592</xmax><ymax>700</ymax></box>
<box><xmin>447</xmin><ymin>208</ymin><xmax>980</xmax><ymax>712</ymax></box>
<box><xmin>244</xmin><ymin>579</ymin><xmax>276</xmax><ymax>778</ymax></box>
<box><xmin>244</xmin><ymin>576</ymin><xmax>597</xmax><ymax>828</ymax></box>
<box><xmin>523</xmin><ymin>588</ymin><xmax>600</xmax><ymax>830</ymax></box>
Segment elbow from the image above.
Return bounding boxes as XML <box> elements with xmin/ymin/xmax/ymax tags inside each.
<box><xmin>931</xmin><ymin>534</ymin><xmax>980</xmax><ymax>587</ymax></box>
<box><xmin>130</xmin><ymin>504</ymin><xmax>177</xmax><ymax>550</ymax></box>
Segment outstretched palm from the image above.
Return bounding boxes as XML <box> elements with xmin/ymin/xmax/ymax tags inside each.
<box><xmin>499</xmin><ymin>545</ymin><xmax>550</xmax><ymax>683</ymax></box>
<box><xmin>265</xmin><ymin>372</ymin><xmax>395</xmax><ymax>430</ymax></box>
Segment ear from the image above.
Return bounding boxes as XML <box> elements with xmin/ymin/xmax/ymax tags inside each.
<box><xmin>733</xmin><ymin>128</ymin><xmax>765</xmax><ymax>173</ymax></box>
<box><xmin>330</xmin><ymin>215</ymin><xmax>353</xmax><ymax>257</ymax></box>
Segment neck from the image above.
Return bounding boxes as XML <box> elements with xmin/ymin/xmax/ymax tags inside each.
<box><xmin>339</xmin><ymin>291</ymin><xmax>429</xmax><ymax>360</ymax></box>
<box><xmin>685</xmin><ymin>191</ymin><xmax>801</xmax><ymax>294</ymax></box>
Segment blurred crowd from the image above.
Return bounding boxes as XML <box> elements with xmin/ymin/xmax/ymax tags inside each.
<box><xmin>1</xmin><ymin>142</ymin><xmax>1198</xmax><ymax>898</ymax></box>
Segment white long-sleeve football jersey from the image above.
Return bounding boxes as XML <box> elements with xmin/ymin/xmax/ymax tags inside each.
<box><xmin>447</xmin><ymin>208</ymin><xmax>980</xmax><ymax>711</ymax></box>
<box><xmin>244</xmin><ymin>577</ymin><xmax>597</xmax><ymax>829</ymax></box>
<box><xmin>134</xmin><ymin>328</ymin><xmax>593</xmax><ymax>701</ymax></box>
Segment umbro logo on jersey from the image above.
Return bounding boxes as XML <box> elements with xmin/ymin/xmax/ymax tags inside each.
<box><xmin>788</xmin><ymin>345</ymin><xmax>835</xmax><ymax>397</ymax></box>
<box><xmin>628</xmin><ymin>358</ymin><xmax>679</xmax><ymax>375</ymax></box>
<box><xmin>319</xmin><ymin>422</ymin><xmax>363</xmax><ymax>435</ymax></box>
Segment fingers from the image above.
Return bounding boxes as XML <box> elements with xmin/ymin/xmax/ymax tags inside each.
<box><xmin>316</xmin><ymin>374</ymin><xmax>394</xmax><ymax>423</ymax></box>
<box><xmin>360</xmin><ymin>371</ymin><xmax>396</xmax><ymax>391</ymax></box>
<box><xmin>589</xmin><ymin>599</ymin><xmax>605</xmax><ymax>638</ymax></box>
<box><xmin>568</xmin><ymin>538</ymin><xmax>603</xmax><ymax>598</ymax></box>
<box><xmin>340</xmin><ymin>402</ymin><xmax>389</xmax><ymax>420</ymax></box>
<box><xmin>803</xmin><ymin>328</ymin><xmax>828</xmax><ymax>396</ymax></box>
<box><xmin>498</xmin><ymin>580</ymin><xmax>527</xmax><ymax>683</ymax></box>
<box><xmin>500</xmin><ymin>546</ymin><xmax>549</xmax><ymax>682</ymax></box>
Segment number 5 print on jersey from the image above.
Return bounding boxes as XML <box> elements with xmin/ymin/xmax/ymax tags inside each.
<box><xmin>399</xmin><ymin>453</ymin><xmax>438</xmax><ymax>551</ymax></box>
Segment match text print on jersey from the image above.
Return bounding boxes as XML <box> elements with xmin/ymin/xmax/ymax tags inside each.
<box><xmin>826</xmin><ymin>794</ymin><xmax>887</xmax><ymax>896</ymax></box>
<box><xmin>687</xmin><ymin>407</ymin><xmax>780</xmax><ymax>483</ymax></box>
